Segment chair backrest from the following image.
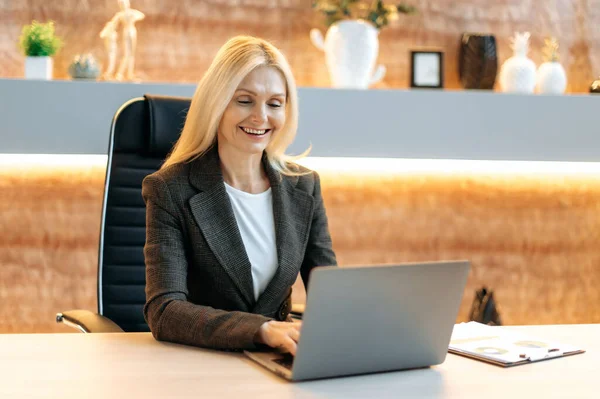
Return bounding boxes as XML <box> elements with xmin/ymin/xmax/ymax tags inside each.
<box><xmin>98</xmin><ymin>94</ymin><xmax>191</xmax><ymax>332</ymax></box>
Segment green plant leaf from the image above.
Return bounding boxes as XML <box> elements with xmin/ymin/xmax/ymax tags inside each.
<box><xmin>313</xmin><ymin>0</ymin><xmax>416</xmax><ymax>29</ymax></box>
<box><xmin>325</xmin><ymin>14</ymin><xmax>343</xmax><ymax>27</ymax></box>
<box><xmin>18</xmin><ymin>20</ymin><xmax>63</xmax><ymax>57</ymax></box>
<box><xmin>397</xmin><ymin>3</ymin><xmax>417</xmax><ymax>14</ymax></box>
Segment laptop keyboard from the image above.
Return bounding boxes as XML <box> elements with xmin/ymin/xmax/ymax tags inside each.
<box><xmin>272</xmin><ymin>354</ymin><xmax>295</xmax><ymax>370</ymax></box>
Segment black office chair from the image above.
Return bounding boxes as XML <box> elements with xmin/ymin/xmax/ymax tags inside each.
<box><xmin>56</xmin><ymin>94</ymin><xmax>191</xmax><ymax>332</ymax></box>
<box><xmin>56</xmin><ymin>94</ymin><xmax>303</xmax><ymax>333</ymax></box>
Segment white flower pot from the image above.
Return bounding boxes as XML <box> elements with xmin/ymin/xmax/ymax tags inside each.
<box><xmin>536</xmin><ymin>62</ymin><xmax>567</xmax><ymax>94</ymax></box>
<box><xmin>310</xmin><ymin>20</ymin><xmax>385</xmax><ymax>89</ymax></box>
<box><xmin>25</xmin><ymin>56</ymin><xmax>53</xmax><ymax>80</ymax></box>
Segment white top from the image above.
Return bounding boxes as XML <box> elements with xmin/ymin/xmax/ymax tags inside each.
<box><xmin>224</xmin><ymin>182</ymin><xmax>278</xmax><ymax>301</ymax></box>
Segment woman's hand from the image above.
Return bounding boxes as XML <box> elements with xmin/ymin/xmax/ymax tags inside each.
<box><xmin>254</xmin><ymin>320</ymin><xmax>302</xmax><ymax>355</ymax></box>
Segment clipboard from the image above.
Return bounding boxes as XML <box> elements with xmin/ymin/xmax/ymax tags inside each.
<box><xmin>448</xmin><ymin>322</ymin><xmax>585</xmax><ymax>367</ymax></box>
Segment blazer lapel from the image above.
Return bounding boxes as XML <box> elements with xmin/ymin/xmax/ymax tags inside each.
<box><xmin>253</xmin><ymin>157</ymin><xmax>314</xmax><ymax>314</ymax></box>
<box><xmin>187</xmin><ymin>147</ymin><xmax>255</xmax><ymax>307</ymax></box>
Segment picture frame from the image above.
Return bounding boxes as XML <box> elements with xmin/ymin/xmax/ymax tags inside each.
<box><xmin>410</xmin><ymin>51</ymin><xmax>444</xmax><ymax>89</ymax></box>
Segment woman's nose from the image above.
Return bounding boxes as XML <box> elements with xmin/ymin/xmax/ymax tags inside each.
<box><xmin>251</xmin><ymin>104</ymin><xmax>268</xmax><ymax>125</ymax></box>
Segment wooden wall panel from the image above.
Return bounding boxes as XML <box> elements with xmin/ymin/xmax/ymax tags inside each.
<box><xmin>0</xmin><ymin>165</ymin><xmax>104</xmax><ymax>334</ymax></box>
<box><xmin>1</xmin><ymin>164</ymin><xmax>599</xmax><ymax>334</ymax></box>
<box><xmin>1</xmin><ymin>0</ymin><xmax>599</xmax><ymax>92</ymax></box>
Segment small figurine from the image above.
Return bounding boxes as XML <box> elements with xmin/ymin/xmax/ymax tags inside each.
<box><xmin>535</xmin><ymin>37</ymin><xmax>567</xmax><ymax>94</ymax></box>
<box><xmin>99</xmin><ymin>19</ymin><xmax>118</xmax><ymax>80</ymax></box>
<box><xmin>100</xmin><ymin>0</ymin><xmax>145</xmax><ymax>81</ymax></box>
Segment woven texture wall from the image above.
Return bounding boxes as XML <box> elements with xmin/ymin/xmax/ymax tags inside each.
<box><xmin>1</xmin><ymin>0</ymin><xmax>599</xmax><ymax>92</ymax></box>
<box><xmin>1</xmin><ymin>165</ymin><xmax>599</xmax><ymax>333</ymax></box>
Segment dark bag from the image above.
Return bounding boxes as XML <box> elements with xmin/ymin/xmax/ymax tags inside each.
<box><xmin>469</xmin><ymin>287</ymin><xmax>502</xmax><ymax>326</ymax></box>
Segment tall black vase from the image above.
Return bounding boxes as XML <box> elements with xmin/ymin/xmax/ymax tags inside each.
<box><xmin>459</xmin><ymin>33</ymin><xmax>498</xmax><ymax>90</ymax></box>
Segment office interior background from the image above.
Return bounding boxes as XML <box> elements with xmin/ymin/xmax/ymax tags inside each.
<box><xmin>1</xmin><ymin>0</ymin><xmax>600</xmax><ymax>335</ymax></box>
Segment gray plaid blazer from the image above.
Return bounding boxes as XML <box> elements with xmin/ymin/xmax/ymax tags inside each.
<box><xmin>142</xmin><ymin>146</ymin><xmax>337</xmax><ymax>351</ymax></box>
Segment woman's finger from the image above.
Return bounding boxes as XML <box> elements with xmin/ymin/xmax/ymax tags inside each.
<box><xmin>283</xmin><ymin>337</ymin><xmax>297</xmax><ymax>356</ymax></box>
<box><xmin>288</xmin><ymin>328</ymin><xmax>301</xmax><ymax>343</ymax></box>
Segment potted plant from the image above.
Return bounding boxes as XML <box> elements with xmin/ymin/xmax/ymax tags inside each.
<box><xmin>18</xmin><ymin>20</ymin><xmax>64</xmax><ymax>80</ymax></box>
<box><xmin>311</xmin><ymin>0</ymin><xmax>416</xmax><ymax>89</ymax></box>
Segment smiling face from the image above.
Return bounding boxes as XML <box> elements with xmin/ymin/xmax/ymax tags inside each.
<box><xmin>217</xmin><ymin>65</ymin><xmax>287</xmax><ymax>157</ymax></box>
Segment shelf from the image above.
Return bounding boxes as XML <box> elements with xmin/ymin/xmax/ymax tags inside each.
<box><xmin>1</xmin><ymin>78</ymin><xmax>599</xmax><ymax>161</ymax></box>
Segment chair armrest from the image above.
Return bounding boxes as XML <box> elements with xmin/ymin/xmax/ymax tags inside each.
<box><xmin>290</xmin><ymin>303</ymin><xmax>305</xmax><ymax>320</ymax></box>
<box><xmin>56</xmin><ymin>310</ymin><xmax>124</xmax><ymax>333</ymax></box>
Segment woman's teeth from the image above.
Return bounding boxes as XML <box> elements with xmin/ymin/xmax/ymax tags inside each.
<box><xmin>240</xmin><ymin>127</ymin><xmax>269</xmax><ymax>135</ymax></box>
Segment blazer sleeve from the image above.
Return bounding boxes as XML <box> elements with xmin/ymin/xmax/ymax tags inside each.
<box><xmin>300</xmin><ymin>171</ymin><xmax>338</xmax><ymax>289</ymax></box>
<box><xmin>142</xmin><ymin>174</ymin><xmax>271</xmax><ymax>350</ymax></box>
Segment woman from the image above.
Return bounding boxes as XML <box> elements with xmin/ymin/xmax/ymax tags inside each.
<box><xmin>142</xmin><ymin>36</ymin><xmax>337</xmax><ymax>356</ymax></box>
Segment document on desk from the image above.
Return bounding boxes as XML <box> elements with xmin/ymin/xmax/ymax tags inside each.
<box><xmin>448</xmin><ymin>322</ymin><xmax>585</xmax><ymax>367</ymax></box>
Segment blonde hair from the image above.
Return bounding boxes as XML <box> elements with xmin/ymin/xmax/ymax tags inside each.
<box><xmin>161</xmin><ymin>35</ymin><xmax>310</xmax><ymax>176</ymax></box>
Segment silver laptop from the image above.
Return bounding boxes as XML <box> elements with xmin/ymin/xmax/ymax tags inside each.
<box><xmin>244</xmin><ymin>260</ymin><xmax>470</xmax><ymax>381</ymax></box>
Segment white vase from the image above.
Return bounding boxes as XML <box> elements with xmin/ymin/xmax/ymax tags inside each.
<box><xmin>499</xmin><ymin>55</ymin><xmax>536</xmax><ymax>93</ymax></box>
<box><xmin>25</xmin><ymin>56</ymin><xmax>53</xmax><ymax>80</ymax></box>
<box><xmin>536</xmin><ymin>62</ymin><xmax>567</xmax><ymax>94</ymax></box>
<box><xmin>310</xmin><ymin>20</ymin><xmax>385</xmax><ymax>89</ymax></box>
<box><xmin>499</xmin><ymin>32</ymin><xmax>536</xmax><ymax>94</ymax></box>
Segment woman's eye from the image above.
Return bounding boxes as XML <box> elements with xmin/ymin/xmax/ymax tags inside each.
<box><xmin>237</xmin><ymin>99</ymin><xmax>282</xmax><ymax>108</ymax></box>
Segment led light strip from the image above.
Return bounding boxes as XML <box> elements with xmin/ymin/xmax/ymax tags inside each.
<box><xmin>2</xmin><ymin>154</ymin><xmax>600</xmax><ymax>176</ymax></box>
<box><xmin>297</xmin><ymin>157</ymin><xmax>600</xmax><ymax>176</ymax></box>
<box><xmin>0</xmin><ymin>154</ymin><xmax>108</xmax><ymax>167</ymax></box>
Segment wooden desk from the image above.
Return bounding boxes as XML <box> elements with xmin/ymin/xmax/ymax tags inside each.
<box><xmin>1</xmin><ymin>324</ymin><xmax>597</xmax><ymax>398</ymax></box>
